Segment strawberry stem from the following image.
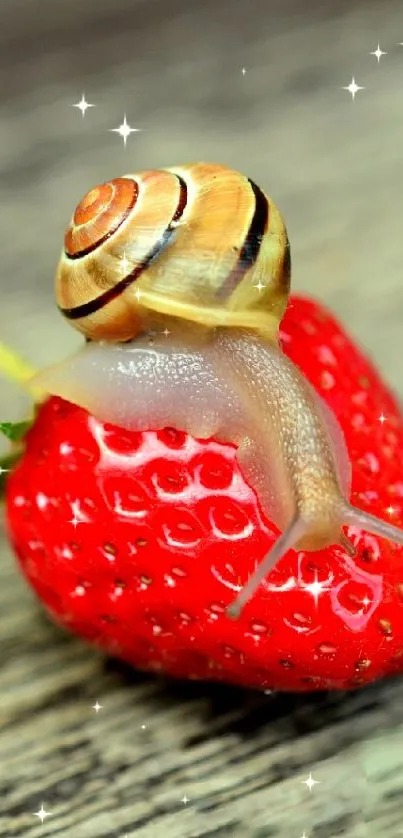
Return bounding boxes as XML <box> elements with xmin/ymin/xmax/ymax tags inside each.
<box><xmin>0</xmin><ymin>340</ymin><xmax>37</xmax><ymax>387</ymax></box>
<box><xmin>0</xmin><ymin>340</ymin><xmax>45</xmax><ymax>400</ymax></box>
<box><xmin>0</xmin><ymin>342</ymin><xmax>44</xmax><ymax>496</ymax></box>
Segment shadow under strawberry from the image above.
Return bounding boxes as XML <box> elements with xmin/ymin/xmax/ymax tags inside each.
<box><xmin>30</xmin><ymin>590</ymin><xmax>403</xmax><ymax>757</ymax></box>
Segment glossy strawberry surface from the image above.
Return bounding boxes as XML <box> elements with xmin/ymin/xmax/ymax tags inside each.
<box><xmin>5</xmin><ymin>295</ymin><xmax>403</xmax><ymax>691</ymax></box>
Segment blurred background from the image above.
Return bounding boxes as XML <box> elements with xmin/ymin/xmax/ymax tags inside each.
<box><xmin>1</xmin><ymin>0</ymin><xmax>403</xmax><ymax>836</ymax></box>
<box><xmin>1</xmin><ymin>0</ymin><xmax>403</xmax><ymax>400</ymax></box>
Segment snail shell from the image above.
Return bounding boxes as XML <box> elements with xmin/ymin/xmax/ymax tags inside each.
<box><xmin>55</xmin><ymin>162</ymin><xmax>291</xmax><ymax>342</ymax></box>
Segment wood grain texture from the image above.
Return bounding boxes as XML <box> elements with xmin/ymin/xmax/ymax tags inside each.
<box><xmin>1</xmin><ymin>0</ymin><xmax>403</xmax><ymax>835</ymax></box>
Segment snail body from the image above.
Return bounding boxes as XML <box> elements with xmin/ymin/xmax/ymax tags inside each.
<box><xmin>32</xmin><ymin>162</ymin><xmax>403</xmax><ymax>617</ymax></box>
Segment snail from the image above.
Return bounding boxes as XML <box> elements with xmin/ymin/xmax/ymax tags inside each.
<box><xmin>32</xmin><ymin>162</ymin><xmax>403</xmax><ymax>618</ymax></box>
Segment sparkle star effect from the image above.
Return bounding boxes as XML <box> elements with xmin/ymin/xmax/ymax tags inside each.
<box><xmin>181</xmin><ymin>795</ymin><xmax>190</xmax><ymax>805</ymax></box>
<box><xmin>378</xmin><ymin>413</ymin><xmax>387</xmax><ymax>424</ymax></box>
<box><xmin>253</xmin><ymin>281</ymin><xmax>267</xmax><ymax>293</ymax></box>
<box><xmin>68</xmin><ymin>499</ymin><xmax>90</xmax><ymax>529</ymax></box>
<box><xmin>241</xmin><ymin>67</ymin><xmax>247</xmax><ymax>75</ymax></box>
<box><xmin>33</xmin><ymin>803</ymin><xmax>52</xmax><ymax>823</ymax></box>
<box><xmin>110</xmin><ymin>114</ymin><xmax>142</xmax><ymax>146</ymax></box>
<box><xmin>342</xmin><ymin>77</ymin><xmax>365</xmax><ymax>100</ymax></box>
<box><xmin>370</xmin><ymin>44</ymin><xmax>386</xmax><ymax>62</ymax></box>
<box><xmin>119</xmin><ymin>251</ymin><xmax>132</xmax><ymax>275</ymax></box>
<box><xmin>386</xmin><ymin>505</ymin><xmax>398</xmax><ymax>517</ymax></box>
<box><xmin>300</xmin><ymin>572</ymin><xmax>333</xmax><ymax>607</ymax></box>
<box><xmin>301</xmin><ymin>772</ymin><xmax>320</xmax><ymax>792</ymax></box>
<box><xmin>92</xmin><ymin>701</ymin><xmax>102</xmax><ymax>712</ymax></box>
<box><xmin>71</xmin><ymin>94</ymin><xmax>95</xmax><ymax>117</ymax></box>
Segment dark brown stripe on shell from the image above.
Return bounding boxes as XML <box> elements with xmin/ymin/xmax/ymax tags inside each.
<box><xmin>282</xmin><ymin>229</ymin><xmax>291</xmax><ymax>286</ymax></box>
<box><xmin>60</xmin><ymin>175</ymin><xmax>188</xmax><ymax>321</ymax></box>
<box><xmin>214</xmin><ymin>178</ymin><xmax>269</xmax><ymax>301</ymax></box>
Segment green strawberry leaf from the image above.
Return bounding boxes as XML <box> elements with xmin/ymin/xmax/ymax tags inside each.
<box><xmin>0</xmin><ymin>420</ymin><xmax>32</xmax><ymax>442</ymax></box>
<box><xmin>0</xmin><ymin>451</ymin><xmax>21</xmax><ymax>493</ymax></box>
<box><xmin>0</xmin><ymin>402</ymin><xmax>41</xmax><ymax>444</ymax></box>
<box><xmin>0</xmin><ymin>407</ymin><xmax>41</xmax><ymax>497</ymax></box>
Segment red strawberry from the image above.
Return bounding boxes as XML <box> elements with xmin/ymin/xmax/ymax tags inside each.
<box><xmin>4</xmin><ymin>294</ymin><xmax>403</xmax><ymax>692</ymax></box>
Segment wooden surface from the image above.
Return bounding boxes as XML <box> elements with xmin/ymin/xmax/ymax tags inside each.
<box><xmin>1</xmin><ymin>0</ymin><xmax>403</xmax><ymax>835</ymax></box>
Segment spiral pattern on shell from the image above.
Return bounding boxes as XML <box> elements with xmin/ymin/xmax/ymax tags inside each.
<box><xmin>55</xmin><ymin>162</ymin><xmax>291</xmax><ymax>342</ymax></box>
